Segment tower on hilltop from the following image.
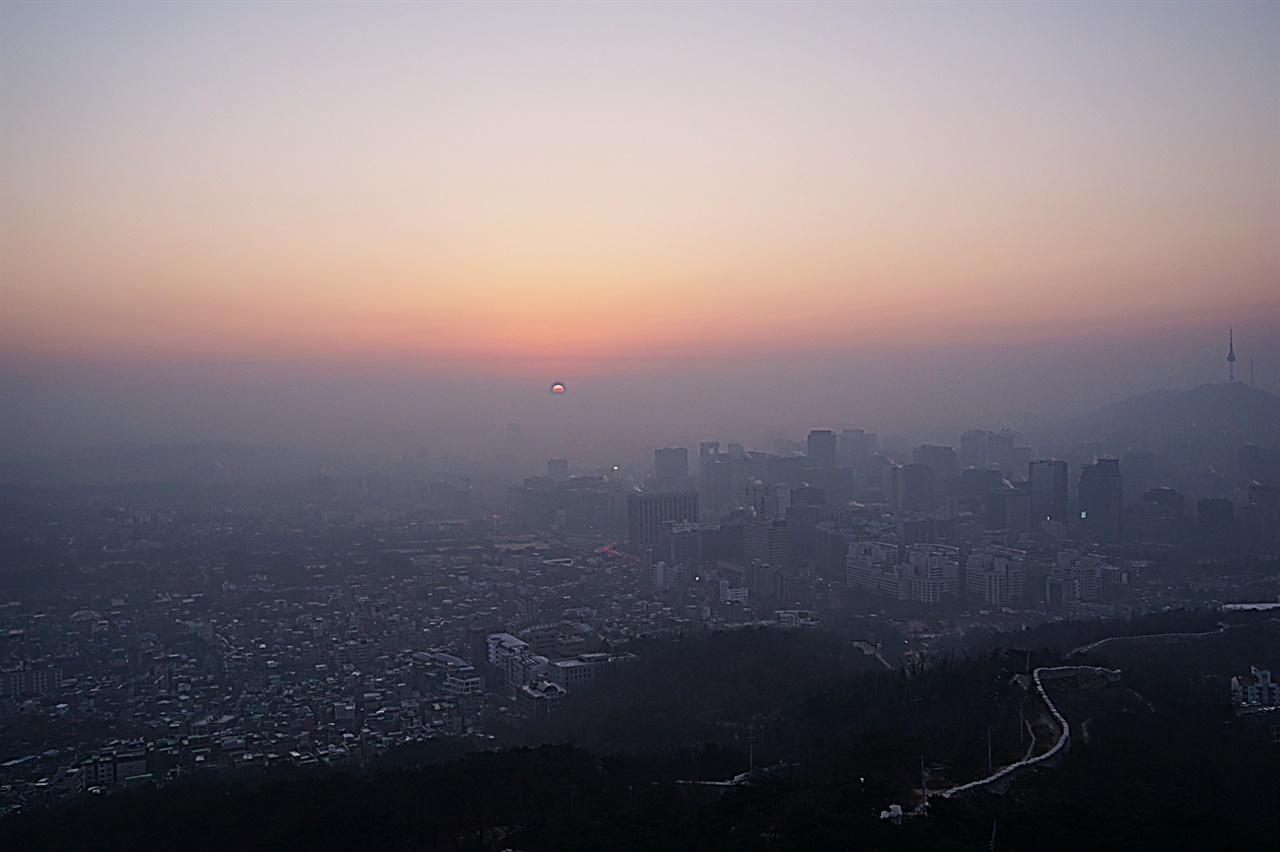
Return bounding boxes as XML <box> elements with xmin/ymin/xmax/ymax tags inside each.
<box><xmin>1227</xmin><ymin>329</ymin><xmax>1236</xmax><ymax>382</ymax></box>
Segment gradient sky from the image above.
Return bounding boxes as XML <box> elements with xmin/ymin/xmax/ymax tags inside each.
<box><xmin>1</xmin><ymin>1</ymin><xmax>1278</xmax><ymax>460</ymax></box>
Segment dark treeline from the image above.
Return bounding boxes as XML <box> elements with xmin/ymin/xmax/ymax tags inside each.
<box><xmin>3</xmin><ymin>617</ymin><xmax>1277</xmax><ymax>850</ymax></box>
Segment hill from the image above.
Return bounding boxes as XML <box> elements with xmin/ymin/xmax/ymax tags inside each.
<box><xmin>1049</xmin><ymin>382</ymin><xmax>1279</xmax><ymax>446</ymax></box>
<box><xmin>2</xmin><ymin>616</ymin><xmax>1276</xmax><ymax>850</ymax></box>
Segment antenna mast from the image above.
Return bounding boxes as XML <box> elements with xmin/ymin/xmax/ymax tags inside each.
<box><xmin>1227</xmin><ymin>329</ymin><xmax>1236</xmax><ymax>382</ymax></box>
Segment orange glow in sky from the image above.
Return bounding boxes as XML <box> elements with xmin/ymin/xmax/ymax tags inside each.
<box><xmin>1</xmin><ymin>2</ymin><xmax>1277</xmax><ymax>377</ymax></box>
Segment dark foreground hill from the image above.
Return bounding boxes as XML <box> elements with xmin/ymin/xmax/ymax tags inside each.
<box><xmin>3</xmin><ymin>617</ymin><xmax>1277</xmax><ymax>850</ymax></box>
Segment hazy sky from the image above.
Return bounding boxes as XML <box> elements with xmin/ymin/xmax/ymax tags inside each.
<box><xmin>1</xmin><ymin>1</ymin><xmax>1277</xmax><ymax>462</ymax></box>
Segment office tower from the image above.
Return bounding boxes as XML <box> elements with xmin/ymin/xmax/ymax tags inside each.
<box><xmin>985</xmin><ymin>483</ymin><xmax>1031</xmax><ymax>532</ymax></box>
<box><xmin>547</xmin><ymin>458</ymin><xmax>569</xmax><ymax>481</ymax></box>
<box><xmin>744</xmin><ymin>517</ymin><xmax>790</xmax><ymax>566</ymax></box>
<box><xmin>1197</xmin><ymin>497</ymin><xmax>1234</xmax><ymax>541</ymax></box>
<box><xmin>959</xmin><ymin>430</ymin><xmax>990</xmax><ymax>470</ymax></box>
<box><xmin>627</xmin><ymin>491</ymin><xmax>698</xmax><ymax>553</ymax></box>
<box><xmin>806</xmin><ymin>429</ymin><xmax>837</xmax><ymax>468</ymax></box>
<box><xmin>654</xmin><ymin>447</ymin><xmax>689</xmax><ymax>482</ymax></box>
<box><xmin>839</xmin><ymin>429</ymin><xmax>876</xmax><ymax>471</ymax></box>
<box><xmin>658</xmin><ymin>521</ymin><xmax>702</xmax><ymax>569</ymax></box>
<box><xmin>1078</xmin><ymin>458</ymin><xmax>1123</xmax><ymax>543</ymax></box>
<box><xmin>699</xmin><ymin>456</ymin><xmax>733</xmax><ymax>515</ymax></box>
<box><xmin>892</xmin><ymin>464</ymin><xmax>936</xmax><ymax>512</ymax></box>
<box><xmin>1028</xmin><ymin>459</ymin><xmax>1069</xmax><ymax>523</ymax></box>
<box><xmin>966</xmin><ymin>546</ymin><xmax>1025</xmax><ymax>606</ymax></box>
<box><xmin>745</xmin><ymin>481</ymin><xmax>788</xmax><ymax>518</ymax></box>
<box><xmin>913</xmin><ymin>444</ymin><xmax>957</xmax><ymax>479</ymax></box>
<box><xmin>1143</xmin><ymin>486</ymin><xmax>1185</xmax><ymax>516</ymax></box>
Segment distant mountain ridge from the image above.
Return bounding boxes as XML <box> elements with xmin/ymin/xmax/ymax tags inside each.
<box><xmin>1051</xmin><ymin>382</ymin><xmax>1279</xmax><ymax>446</ymax></box>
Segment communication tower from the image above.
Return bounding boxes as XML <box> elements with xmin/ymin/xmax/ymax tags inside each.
<box><xmin>1227</xmin><ymin>329</ymin><xmax>1236</xmax><ymax>382</ymax></box>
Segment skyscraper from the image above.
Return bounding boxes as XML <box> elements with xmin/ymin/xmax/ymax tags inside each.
<box><xmin>654</xmin><ymin>447</ymin><xmax>689</xmax><ymax>485</ymax></box>
<box><xmin>627</xmin><ymin>491</ymin><xmax>698</xmax><ymax>553</ymax></box>
<box><xmin>1078</xmin><ymin>459</ymin><xmax>1123</xmax><ymax>543</ymax></box>
<box><xmin>744</xmin><ymin>517</ymin><xmax>790</xmax><ymax>566</ymax></box>
<box><xmin>838</xmin><ymin>429</ymin><xmax>875</xmax><ymax>471</ymax></box>
<box><xmin>912</xmin><ymin>444</ymin><xmax>957</xmax><ymax>480</ymax></box>
<box><xmin>1028</xmin><ymin>459</ymin><xmax>1069</xmax><ymax>524</ymax></box>
<box><xmin>806</xmin><ymin>429</ymin><xmax>837</xmax><ymax>468</ymax></box>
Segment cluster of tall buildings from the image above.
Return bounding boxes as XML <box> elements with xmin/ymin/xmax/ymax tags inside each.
<box><xmin>541</xmin><ymin>423</ymin><xmax>1277</xmax><ymax>617</ymax></box>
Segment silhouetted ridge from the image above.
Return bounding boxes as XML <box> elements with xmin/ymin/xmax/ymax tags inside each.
<box><xmin>1053</xmin><ymin>382</ymin><xmax>1279</xmax><ymax>445</ymax></box>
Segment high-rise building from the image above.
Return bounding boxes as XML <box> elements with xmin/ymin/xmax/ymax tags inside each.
<box><xmin>698</xmin><ymin>444</ymin><xmax>734</xmax><ymax>514</ymax></box>
<box><xmin>965</xmin><ymin>546</ymin><xmax>1025</xmax><ymax>606</ymax></box>
<box><xmin>892</xmin><ymin>464</ymin><xmax>936</xmax><ymax>512</ymax></box>
<box><xmin>744</xmin><ymin>517</ymin><xmax>790</xmax><ymax>566</ymax></box>
<box><xmin>658</xmin><ymin>521</ymin><xmax>702</xmax><ymax>568</ymax></box>
<box><xmin>655</xmin><ymin>447</ymin><xmax>689</xmax><ymax>482</ymax></box>
<box><xmin>912</xmin><ymin>444</ymin><xmax>957</xmax><ymax>480</ymax></box>
<box><xmin>1028</xmin><ymin>459</ymin><xmax>1069</xmax><ymax>524</ymax></box>
<box><xmin>1197</xmin><ymin>497</ymin><xmax>1234</xmax><ymax>541</ymax></box>
<box><xmin>1078</xmin><ymin>459</ymin><xmax>1123</xmax><ymax>543</ymax></box>
<box><xmin>984</xmin><ymin>483</ymin><xmax>1031</xmax><ymax>532</ymax></box>
<box><xmin>807</xmin><ymin>430</ymin><xmax>837</xmax><ymax>468</ymax></box>
<box><xmin>746</xmin><ymin>481</ymin><xmax>789</xmax><ymax>518</ymax></box>
<box><xmin>839</xmin><ymin>429</ymin><xmax>876</xmax><ymax>471</ymax></box>
<box><xmin>547</xmin><ymin>458</ymin><xmax>569</xmax><ymax>481</ymax></box>
<box><xmin>627</xmin><ymin>491</ymin><xmax>698</xmax><ymax>553</ymax></box>
<box><xmin>959</xmin><ymin>430</ymin><xmax>990</xmax><ymax>470</ymax></box>
<box><xmin>849</xmin><ymin>542</ymin><xmax>958</xmax><ymax>604</ymax></box>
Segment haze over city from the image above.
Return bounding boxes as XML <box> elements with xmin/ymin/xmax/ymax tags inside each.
<box><xmin>1</xmin><ymin>1</ymin><xmax>1277</xmax><ymax>465</ymax></box>
<box><xmin>2</xmin><ymin>4</ymin><xmax>1280</xmax><ymax>847</ymax></box>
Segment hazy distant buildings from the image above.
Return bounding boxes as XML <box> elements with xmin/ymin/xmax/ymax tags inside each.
<box><xmin>963</xmin><ymin>430</ymin><xmax>1031</xmax><ymax>480</ymax></box>
<box><xmin>839</xmin><ymin>429</ymin><xmax>876</xmax><ymax>471</ymax></box>
<box><xmin>746</xmin><ymin>482</ymin><xmax>789</xmax><ymax>518</ymax></box>
<box><xmin>1197</xmin><ymin>497</ymin><xmax>1234</xmax><ymax>542</ymax></box>
<box><xmin>1028</xmin><ymin>459</ymin><xmax>1069</xmax><ymax>525</ymax></box>
<box><xmin>903</xmin><ymin>544</ymin><xmax>960</xmax><ymax>603</ymax></box>
<box><xmin>627</xmin><ymin>491</ymin><xmax>698</xmax><ymax>553</ymax></box>
<box><xmin>744</xmin><ymin>517</ymin><xmax>790</xmax><ymax>566</ymax></box>
<box><xmin>984</xmin><ymin>483</ymin><xmax>1031</xmax><ymax>533</ymax></box>
<box><xmin>655</xmin><ymin>447</ymin><xmax>688</xmax><ymax>481</ymax></box>
<box><xmin>1122</xmin><ymin>451</ymin><xmax>1154</xmax><ymax>502</ymax></box>
<box><xmin>658</xmin><ymin>521</ymin><xmax>702</xmax><ymax>569</ymax></box>
<box><xmin>846</xmin><ymin>541</ymin><xmax>899</xmax><ymax>593</ymax></box>
<box><xmin>511</xmin><ymin>474</ymin><xmax>626</xmax><ymax>532</ymax></box>
<box><xmin>913</xmin><ymin>444</ymin><xmax>957</xmax><ymax>480</ymax></box>
<box><xmin>966</xmin><ymin>546</ymin><xmax>1025</xmax><ymax>606</ymax></box>
<box><xmin>845</xmin><ymin>541</ymin><xmax>958</xmax><ymax>604</ymax></box>
<box><xmin>806</xmin><ymin>430</ymin><xmax>837</xmax><ymax>468</ymax></box>
<box><xmin>1053</xmin><ymin>550</ymin><xmax>1105</xmax><ymax>603</ymax></box>
<box><xmin>891</xmin><ymin>464</ymin><xmax>935</xmax><ymax>513</ymax></box>
<box><xmin>1078</xmin><ymin>459</ymin><xmax>1123</xmax><ymax>543</ymax></box>
<box><xmin>547</xmin><ymin>458</ymin><xmax>569</xmax><ymax>481</ymax></box>
<box><xmin>698</xmin><ymin>443</ymin><xmax>735</xmax><ymax>514</ymax></box>
<box><xmin>1122</xmin><ymin>487</ymin><xmax>1184</xmax><ymax>545</ymax></box>
<box><xmin>958</xmin><ymin>430</ymin><xmax>990</xmax><ymax>470</ymax></box>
